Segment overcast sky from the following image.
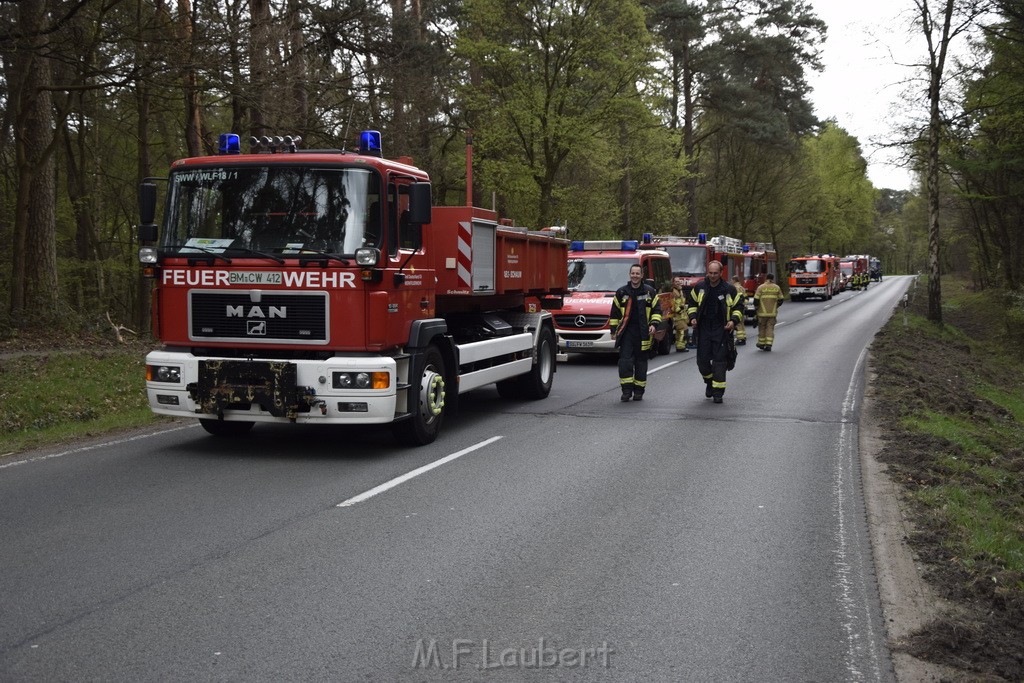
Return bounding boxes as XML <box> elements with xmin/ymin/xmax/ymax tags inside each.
<box><xmin>807</xmin><ymin>1</ymin><xmax>919</xmax><ymax>191</ymax></box>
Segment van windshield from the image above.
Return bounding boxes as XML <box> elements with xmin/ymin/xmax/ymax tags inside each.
<box><xmin>568</xmin><ymin>257</ymin><xmax>635</xmax><ymax>292</ymax></box>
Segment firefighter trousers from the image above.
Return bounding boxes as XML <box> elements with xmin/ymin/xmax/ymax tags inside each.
<box><xmin>617</xmin><ymin>329</ymin><xmax>648</xmax><ymax>392</ymax></box>
<box><xmin>695</xmin><ymin>333</ymin><xmax>728</xmax><ymax>397</ymax></box>
<box><xmin>757</xmin><ymin>316</ymin><xmax>777</xmax><ymax>347</ymax></box>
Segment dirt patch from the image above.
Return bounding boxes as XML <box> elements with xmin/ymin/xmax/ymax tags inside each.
<box><xmin>868</xmin><ymin>281</ymin><xmax>1024</xmax><ymax>681</ymax></box>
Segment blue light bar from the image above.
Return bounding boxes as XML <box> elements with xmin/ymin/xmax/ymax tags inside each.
<box><xmin>359</xmin><ymin>130</ymin><xmax>382</xmax><ymax>157</ymax></box>
<box><xmin>218</xmin><ymin>133</ymin><xmax>241</xmax><ymax>155</ymax></box>
<box><xmin>621</xmin><ymin>240</ymin><xmax>638</xmax><ymax>250</ymax></box>
<box><xmin>570</xmin><ymin>241</ymin><xmax>585</xmax><ymax>251</ymax></box>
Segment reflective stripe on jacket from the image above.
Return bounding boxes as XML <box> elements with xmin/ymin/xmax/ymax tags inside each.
<box><xmin>610</xmin><ymin>283</ymin><xmax>663</xmax><ymax>351</ymax></box>
<box><xmin>687</xmin><ymin>281</ymin><xmax>743</xmax><ymax>327</ymax></box>
<box><xmin>754</xmin><ymin>282</ymin><xmax>783</xmax><ymax>317</ymax></box>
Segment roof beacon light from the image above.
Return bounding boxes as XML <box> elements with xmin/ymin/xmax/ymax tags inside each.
<box><xmin>743</xmin><ymin>244</ymin><xmax>750</xmax><ymax>252</ymax></box>
<box><xmin>218</xmin><ymin>133</ymin><xmax>241</xmax><ymax>155</ymax></box>
<box><xmin>642</xmin><ymin>233</ymin><xmax>652</xmax><ymax>244</ymax></box>
<box><xmin>360</xmin><ymin>130</ymin><xmax>382</xmax><ymax>157</ymax></box>
<box><xmin>698</xmin><ymin>233</ymin><xmax>707</xmax><ymax>245</ymax></box>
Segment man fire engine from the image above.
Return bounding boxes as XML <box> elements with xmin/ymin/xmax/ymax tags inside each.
<box><xmin>138</xmin><ymin>131</ymin><xmax>568</xmax><ymax>445</ymax></box>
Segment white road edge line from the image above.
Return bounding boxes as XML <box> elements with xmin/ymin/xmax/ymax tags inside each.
<box><xmin>0</xmin><ymin>425</ymin><xmax>198</xmax><ymax>471</ymax></box>
<box><xmin>647</xmin><ymin>360</ymin><xmax>680</xmax><ymax>374</ymax></box>
<box><xmin>336</xmin><ymin>435</ymin><xmax>504</xmax><ymax>508</ymax></box>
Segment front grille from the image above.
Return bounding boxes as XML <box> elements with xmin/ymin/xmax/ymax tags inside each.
<box><xmin>189</xmin><ymin>291</ymin><xmax>328</xmax><ymax>344</ymax></box>
<box><xmin>554</xmin><ymin>314</ymin><xmax>609</xmax><ymax>329</ymax></box>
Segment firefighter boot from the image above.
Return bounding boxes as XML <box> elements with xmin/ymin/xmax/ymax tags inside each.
<box><xmin>713</xmin><ymin>396</ymin><xmax>724</xmax><ymax>404</ymax></box>
<box><xmin>621</xmin><ymin>387</ymin><xmax>633</xmax><ymax>402</ymax></box>
<box><xmin>705</xmin><ymin>380</ymin><xmax>713</xmax><ymax>399</ymax></box>
<box><xmin>632</xmin><ymin>388</ymin><xmax>644</xmax><ymax>401</ymax></box>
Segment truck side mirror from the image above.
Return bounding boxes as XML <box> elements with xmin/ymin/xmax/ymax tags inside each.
<box><xmin>138</xmin><ymin>182</ymin><xmax>158</xmax><ymax>243</ymax></box>
<box><xmin>408</xmin><ymin>182</ymin><xmax>432</xmax><ymax>225</ymax></box>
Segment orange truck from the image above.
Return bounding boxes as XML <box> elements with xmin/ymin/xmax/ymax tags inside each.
<box><xmin>137</xmin><ymin>131</ymin><xmax>568</xmax><ymax>445</ymax></box>
<box><xmin>551</xmin><ymin>240</ymin><xmax>674</xmax><ymax>355</ymax></box>
<box><xmin>787</xmin><ymin>254</ymin><xmax>841</xmax><ymax>301</ymax></box>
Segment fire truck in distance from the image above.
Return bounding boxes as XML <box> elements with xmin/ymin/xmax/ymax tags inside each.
<box><xmin>786</xmin><ymin>254</ymin><xmax>841</xmax><ymax>301</ymax></box>
<box><xmin>639</xmin><ymin>233</ymin><xmax>745</xmax><ymax>296</ymax></box>
<box><xmin>551</xmin><ymin>240</ymin><xmax>674</xmax><ymax>355</ymax></box>
<box><xmin>138</xmin><ymin>131</ymin><xmax>568</xmax><ymax>445</ymax></box>
<box><xmin>741</xmin><ymin>242</ymin><xmax>778</xmax><ymax>319</ymax></box>
<box><xmin>840</xmin><ymin>255</ymin><xmax>871</xmax><ymax>291</ymax></box>
<box><xmin>870</xmin><ymin>257</ymin><xmax>883</xmax><ymax>282</ymax></box>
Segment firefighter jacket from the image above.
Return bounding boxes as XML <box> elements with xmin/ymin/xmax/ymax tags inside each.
<box><xmin>610</xmin><ymin>282</ymin><xmax>663</xmax><ymax>351</ymax></box>
<box><xmin>687</xmin><ymin>279</ymin><xmax>742</xmax><ymax>339</ymax></box>
<box><xmin>754</xmin><ymin>281</ymin><xmax>784</xmax><ymax>317</ymax></box>
<box><xmin>672</xmin><ymin>287</ymin><xmax>686</xmax><ymax>316</ymax></box>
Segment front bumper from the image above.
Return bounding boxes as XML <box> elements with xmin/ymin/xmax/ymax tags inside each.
<box><xmin>145</xmin><ymin>350</ymin><xmax>398</xmax><ymax>424</ymax></box>
<box><xmin>554</xmin><ymin>329</ymin><xmax>616</xmax><ymax>353</ymax></box>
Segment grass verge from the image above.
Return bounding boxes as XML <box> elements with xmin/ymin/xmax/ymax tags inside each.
<box><xmin>870</xmin><ymin>274</ymin><xmax>1024</xmax><ymax>679</ymax></box>
<box><xmin>0</xmin><ymin>346</ymin><xmax>165</xmax><ymax>456</ymax></box>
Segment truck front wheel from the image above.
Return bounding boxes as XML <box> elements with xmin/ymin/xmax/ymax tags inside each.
<box><xmin>393</xmin><ymin>345</ymin><xmax>446</xmax><ymax>446</ymax></box>
<box><xmin>199</xmin><ymin>418</ymin><xmax>254</xmax><ymax>437</ymax></box>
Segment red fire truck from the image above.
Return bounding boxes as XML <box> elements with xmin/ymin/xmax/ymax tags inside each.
<box><xmin>138</xmin><ymin>131</ymin><xmax>568</xmax><ymax>445</ymax></box>
<box><xmin>840</xmin><ymin>255</ymin><xmax>871</xmax><ymax>291</ymax></box>
<box><xmin>551</xmin><ymin>240</ymin><xmax>674</xmax><ymax>355</ymax></box>
<box><xmin>787</xmin><ymin>254</ymin><xmax>841</xmax><ymax>301</ymax></box>
<box><xmin>639</xmin><ymin>233</ymin><xmax>745</xmax><ymax>296</ymax></box>
<box><xmin>741</xmin><ymin>242</ymin><xmax>778</xmax><ymax>319</ymax></box>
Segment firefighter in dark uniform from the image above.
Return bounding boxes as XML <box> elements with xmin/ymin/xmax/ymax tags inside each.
<box><xmin>609</xmin><ymin>264</ymin><xmax>663</xmax><ymax>401</ymax></box>
<box><xmin>687</xmin><ymin>260</ymin><xmax>742</xmax><ymax>404</ymax></box>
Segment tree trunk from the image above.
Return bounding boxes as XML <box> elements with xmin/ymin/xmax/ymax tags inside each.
<box><xmin>9</xmin><ymin>0</ymin><xmax>60</xmax><ymax>327</ymax></box>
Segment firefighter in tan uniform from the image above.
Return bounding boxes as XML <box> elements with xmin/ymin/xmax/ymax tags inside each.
<box><xmin>671</xmin><ymin>283</ymin><xmax>690</xmax><ymax>352</ymax></box>
<box><xmin>753</xmin><ymin>273</ymin><xmax>783</xmax><ymax>351</ymax></box>
<box><xmin>730</xmin><ymin>276</ymin><xmax>748</xmax><ymax>345</ymax></box>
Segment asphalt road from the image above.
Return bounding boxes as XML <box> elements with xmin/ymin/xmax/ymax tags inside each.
<box><xmin>0</xmin><ymin>276</ymin><xmax>913</xmax><ymax>681</ymax></box>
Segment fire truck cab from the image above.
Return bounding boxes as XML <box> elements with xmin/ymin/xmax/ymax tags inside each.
<box><xmin>552</xmin><ymin>240</ymin><xmax>674</xmax><ymax>355</ymax></box>
<box><xmin>787</xmin><ymin>254</ymin><xmax>841</xmax><ymax>301</ymax></box>
<box><xmin>741</xmin><ymin>242</ymin><xmax>778</xmax><ymax>319</ymax></box>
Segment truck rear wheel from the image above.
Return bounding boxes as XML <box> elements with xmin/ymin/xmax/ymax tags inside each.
<box><xmin>393</xmin><ymin>345</ymin><xmax>446</xmax><ymax>446</ymax></box>
<box><xmin>199</xmin><ymin>418</ymin><xmax>254</xmax><ymax>437</ymax></box>
<box><xmin>496</xmin><ymin>325</ymin><xmax>556</xmax><ymax>400</ymax></box>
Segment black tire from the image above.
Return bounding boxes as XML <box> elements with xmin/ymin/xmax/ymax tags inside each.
<box><xmin>199</xmin><ymin>418</ymin><xmax>254</xmax><ymax>437</ymax></box>
<box><xmin>501</xmin><ymin>325</ymin><xmax>557</xmax><ymax>400</ymax></box>
<box><xmin>393</xmin><ymin>345</ymin><xmax>447</xmax><ymax>446</ymax></box>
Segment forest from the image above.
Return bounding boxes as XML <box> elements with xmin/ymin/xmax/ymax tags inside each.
<box><xmin>1</xmin><ymin>0</ymin><xmax>1021</xmax><ymax>336</ymax></box>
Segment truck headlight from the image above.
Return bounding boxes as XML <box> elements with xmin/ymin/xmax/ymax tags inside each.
<box><xmin>147</xmin><ymin>364</ymin><xmax>181</xmax><ymax>383</ymax></box>
<box><xmin>139</xmin><ymin>247</ymin><xmax>158</xmax><ymax>264</ymax></box>
<box><xmin>333</xmin><ymin>371</ymin><xmax>390</xmax><ymax>389</ymax></box>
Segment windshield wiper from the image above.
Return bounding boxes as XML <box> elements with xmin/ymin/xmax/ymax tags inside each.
<box><xmin>291</xmin><ymin>249</ymin><xmax>350</xmax><ymax>266</ymax></box>
<box><xmin>164</xmin><ymin>244</ymin><xmax>232</xmax><ymax>264</ymax></box>
<box><xmin>225</xmin><ymin>246</ymin><xmax>286</xmax><ymax>264</ymax></box>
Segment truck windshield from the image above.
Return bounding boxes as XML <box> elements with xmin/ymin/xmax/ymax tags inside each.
<box><xmin>658</xmin><ymin>245</ymin><xmax>706</xmax><ymax>277</ymax></box>
<box><xmin>161</xmin><ymin>166</ymin><xmax>380</xmax><ymax>256</ymax></box>
<box><xmin>791</xmin><ymin>259</ymin><xmax>825</xmax><ymax>273</ymax></box>
<box><xmin>568</xmin><ymin>257</ymin><xmax>635</xmax><ymax>292</ymax></box>
<box><xmin>840</xmin><ymin>263</ymin><xmax>853</xmax><ymax>274</ymax></box>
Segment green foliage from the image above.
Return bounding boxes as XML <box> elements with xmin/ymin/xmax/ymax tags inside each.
<box><xmin>0</xmin><ymin>350</ymin><xmax>161</xmax><ymax>455</ymax></box>
<box><xmin>872</xmin><ymin>273</ymin><xmax>1024</xmax><ymax>599</ymax></box>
